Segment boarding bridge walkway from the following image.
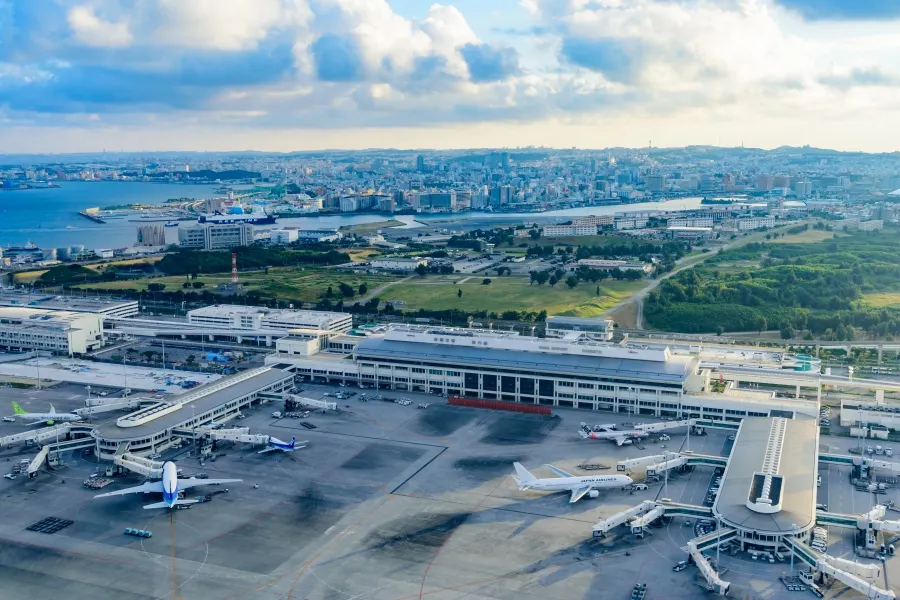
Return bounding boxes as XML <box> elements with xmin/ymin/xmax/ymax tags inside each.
<box><xmin>630</xmin><ymin>504</ymin><xmax>666</xmax><ymax>533</ymax></box>
<box><xmin>75</xmin><ymin>399</ymin><xmax>143</xmax><ymax>416</ymax></box>
<box><xmin>693</xmin><ymin>419</ymin><xmax>741</xmax><ymax>431</ymax></box>
<box><xmin>659</xmin><ymin>501</ymin><xmax>714</xmax><ymax>518</ymax></box>
<box><xmin>782</xmin><ymin>536</ymin><xmax>821</xmax><ymax>568</ymax></box>
<box><xmin>286</xmin><ymin>395</ymin><xmax>337</xmax><ymax>411</ymax></box>
<box><xmin>816</xmin><ymin>510</ymin><xmax>860</xmax><ymax>529</ymax></box>
<box><xmin>197</xmin><ymin>427</ymin><xmax>270</xmax><ymax>446</ymax></box>
<box><xmin>592</xmin><ymin>500</ymin><xmax>713</xmax><ymax>537</ymax></box>
<box><xmin>617</xmin><ymin>453</ymin><xmax>680</xmax><ymax>471</ymax></box>
<box><xmin>690</xmin><ymin>527</ymin><xmax>738</xmax><ymax>553</ymax></box>
<box><xmin>646</xmin><ymin>453</ymin><xmax>728</xmax><ymax>477</ymax></box>
<box><xmin>820</xmin><ymin>453</ymin><xmax>855</xmax><ymax>466</ymax></box>
<box><xmin>0</xmin><ymin>423</ymin><xmax>95</xmax><ymax>449</ymax></box>
<box><xmin>592</xmin><ymin>501</ymin><xmax>658</xmax><ymax>537</ymax></box>
<box><xmin>783</xmin><ymin>533</ymin><xmax>896</xmax><ymax>600</ymax></box>
<box><xmin>686</xmin><ymin>534</ymin><xmax>731</xmax><ymax>595</ymax></box>
<box><xmin>112</xmin><ymin>444</ymin><xmax>163</xmax><ymax>478</ymax></box>
<box><xmin>26</xmin><ymin>446</ymin><xmax>49</xmax><ymax>477</ymax></box>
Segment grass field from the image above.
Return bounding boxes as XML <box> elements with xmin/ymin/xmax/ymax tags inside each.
<box><xmin>380</xmin><ymin>275</ymin><xmax>644</xmax><ymax>316</ymax></box>
<box><xmin>76</xmin><ymin>266</ymin><xmax>401</xmax><ymax>302</ymax></box>
<box><xmin>769</xmin><ymin>229</ymin><xmax>844</xmax><ymax>244</ymax></box>
<box><xmin>609</xmin><ymin>301</ymin><xmax>639</xmax><ymax>328</ymax></box>
<box><xmin>865</xmin><ymin>292</ymin><xmax>900</xmax><ymax>308</ymax></box>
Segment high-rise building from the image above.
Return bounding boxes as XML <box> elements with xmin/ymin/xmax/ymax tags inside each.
<box><xmin>646</xmin><ymin>175</ymin><xmax>666</xmax><ymax>193</ymax></box>
<box><xmin>136</xmin><ymin>224</ymin><xmax>166</xmax><ymax>246</ymax></box>
<box><xmin>793</xmin><ymin>181</ymin><xmax>813</xmax><ymax>198</ymax></box>
<box><xmin>178</xmin><ymin>225</ymin><xmax>206</xmax><ymax>248</ymax></box>
<box><xmin>756</xmin><ymin>174</ymin><xmax>774</xmax><ymax>191</ymax></box>
<box><xmin>178</xmin><ymin>224</ymin><xmax>254</xmax><ymax>250</ymax></box>
<box><xmin>416</xmin><ymin>155</ymin><xmax>425</xmax><ymax>172</ymax></box>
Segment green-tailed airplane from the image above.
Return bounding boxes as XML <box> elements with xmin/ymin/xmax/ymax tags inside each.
<box><xmin>9</xmin><ymin>401</ymin><xmax>82</xmax><ymax>425</ymax></box>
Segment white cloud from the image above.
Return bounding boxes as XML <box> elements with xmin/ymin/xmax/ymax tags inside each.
<box><xmin>66</xmin><ymin>5</ymin><xmax>133</xmax><ymax>48</ymax></box>
<box><xmin>151</xmin><ymin>0</ymin><xmax>297</xmax><ymax>51</ymax></box>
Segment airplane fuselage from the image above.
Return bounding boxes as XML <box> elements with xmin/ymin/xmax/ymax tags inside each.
<box><xmin>528</xmin><ymin>475</ymin><xmax>632</xmax><ymax>492</ymax></box>
<box><xmin>162</xmin><ymin>462</ymin><xmax>179</xmax><ymax>508</ymax></box>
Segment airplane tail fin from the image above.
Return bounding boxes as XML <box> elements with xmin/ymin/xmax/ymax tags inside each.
<box><xmin>513</xmin><ymin>462</ymin><xmax>537</xmax><ymax>488</ymax></box>
<box><xmin>49</xmin><ymin>404</ymin><xmax>56</xmax><ymax>415</ymax></box>
<box><xmin>143</xmin><ymin>498</ymin><xmax>199</xmax><ymax>510</ymax></box>
<box><xmin>11</xmin><ymin>402</ymin><xmax>25</xmax><ymax>415</ymax></box>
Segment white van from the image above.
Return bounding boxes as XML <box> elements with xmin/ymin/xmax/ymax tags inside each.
<box><xmin>632</xmin><ymin>483</ymin><xmax>649</xmax><ymax>491</ymax></box>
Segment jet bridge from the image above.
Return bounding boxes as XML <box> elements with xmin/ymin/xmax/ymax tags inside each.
<box><xmin>634</xmin><ymin>419</ymin><xmax>697</xmax><ymax>433</ymax></box>
<box><xmin>617</xmin><ymin>452</ymin><xmax>680</xmax><ymax>472</ymax></box>
<box><xmin>686</xmin><ymin>532</ymin><xmax>731</xmax><ymax>595</ymax></box>
<box><xmin>112</xmin><ymin>444</ymin><xmax>163</xmax><ymax>478</ymax></box>
<box><xmin>782</xmin><ymin>537</ymin><xmax>893</xmax><ymax>599</ymax></box>
<box><xmin>197</xmin><ymin>427</ymin><xmax>270</xmax><ymax>446</ymax></box>
<box><xmin>0</xmin><ymin>423</ymin><xmax>74</xmax><ymax>448</ymax></box>
<box><xmin>75</xmin><ymin>399</ymin><xmax>143</xmax><ymax>416</ymax></box>
<box><xmin>592</xmin><ymin>500</ymin><xmax>658</xmax><ymax>537</ymax></box>
<box><xmin>287</xmin><ymin>395</ymin><xmax>337</xmax><ymax>411</ymax></box>
<box><xmin>26</xmin><ymin>446</ymin><xmax>49</xmax><ymax>477</ymax></box>
<box><xmin>630</xmin><ymin>504</ymin><xmax>667</xmax><ymax>535</ymax></box>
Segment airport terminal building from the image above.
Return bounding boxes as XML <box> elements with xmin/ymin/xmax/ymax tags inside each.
<box><xmin>268</xmin><ymin>325</ymin><xmax>818</xmax><ymax>421</ymax></box>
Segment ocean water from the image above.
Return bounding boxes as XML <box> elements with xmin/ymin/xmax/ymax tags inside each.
<box><xmin>0</xmin><ymin>182</ymin><xmax>719</xmax><ymax>250</ymax></box>
<box><xmin>0</xmin><ymin>181</ymin><xmax>389</xmax><ymax>249</ymax></box>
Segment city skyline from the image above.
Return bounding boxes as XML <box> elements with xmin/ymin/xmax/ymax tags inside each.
<box><xmin>2</xmin><ymin>0</ymin><xmax>900</xmax><ymax>153</ymax></box>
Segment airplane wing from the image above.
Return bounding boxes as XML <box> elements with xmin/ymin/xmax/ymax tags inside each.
<box><xmin>95</xmin><ymin>480</ymin><xmax>164</xmax><ymax>498</ymax></box>
<box><xmin>569</xmin><ymin>486</ymin><xmax>592</xmax><ymax>503</ymax></box>
<box><xmin>544</xmin><ymin>464</ymin><xmax>574</xmax><ymax>478</ymax></box>
<box><xmin>177</xmin><ymin>477</ymin><xmax>242</xmax><ymax>491</ymax></box>
<box><xmin>257</xmin><ymin>446</ymin><xmax>279</xmax><ymax>454</ymax></box>
<box><xmin>614</xmin><ymin>436</ymin><xmax>627</xmax><ymax>446</ymax></box>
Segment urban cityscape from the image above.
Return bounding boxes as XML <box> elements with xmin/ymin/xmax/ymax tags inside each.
<box><xmin>3</xmin><ymin>1</ymin><xmax>900</xmax><ymax>600</ymax></box>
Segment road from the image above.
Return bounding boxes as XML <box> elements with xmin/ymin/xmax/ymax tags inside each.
<box><xmin>603</xmin><ymin>223</ymin><xmax>804</xmax><ymax>330</ymax></box>
<box><xmin>354</xmin><ymin>274</ymin><xmax>413</xmax><ymax>304</ymax></box>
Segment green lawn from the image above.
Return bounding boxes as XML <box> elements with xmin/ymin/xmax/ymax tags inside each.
<box><xmin>381</xmin><ymin>275</ymin><xmax>644</xmax><ymax>316</ymax></box>
<box><xmin>76</xmin><ymin>266</ymin><xmax>401</xmax><ymax>302</ymax></box>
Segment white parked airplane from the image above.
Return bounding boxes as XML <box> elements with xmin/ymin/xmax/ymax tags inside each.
<box><xmin>94</xmin><ymin>461</ymin><xmax>242</xmax><ymax>509</ymax></box>
<box><xmin>10</xmin><ymin>401</ymin><xmax>82</xmax><ymax>425</ymax></box>
<box><xmin>258</xmin><ymin>436</ymin><xmax>307</xmax><ymax>454</ymax></box>
<box><xmin>579</xmin><ymin>423</ymin><xmax>648</xmax><ymax>446</ymax></box>
<box><xmin>512</xmin><ymin>462</ymin><xmax>634</xmax><ymax>503</ymax></box>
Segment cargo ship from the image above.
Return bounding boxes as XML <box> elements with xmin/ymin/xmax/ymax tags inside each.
<box><xmin>197</xmin><ymin>207</ymin><xmax>276</xmax><ymax>225</ymax></box>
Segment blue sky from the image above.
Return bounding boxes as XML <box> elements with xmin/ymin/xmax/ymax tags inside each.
<box><xmin>1</xmin><ymin>0</ymin><xmax>900</xmax><ymax>153</ymax></box>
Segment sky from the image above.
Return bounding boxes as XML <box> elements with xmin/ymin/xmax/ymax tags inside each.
<box><xmin>1</xmin><ymin>0</ymin><xmax>900</xmax><ymax>153</ymax></box>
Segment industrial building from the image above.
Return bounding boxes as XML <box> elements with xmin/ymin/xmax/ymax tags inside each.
<box><xmin>369</xmin><ymin>258</ymin><xmax>426</xmax><ymax>272</ymax></box>
<box><xmin>0</xmin><ymin>306</ymin><xmax>104</xmax><ymax>355</ymax></box>
<box><xmin>187</xmin><ymin>305</ymin><xmax>352</xmax><ymax>333</ymax></box>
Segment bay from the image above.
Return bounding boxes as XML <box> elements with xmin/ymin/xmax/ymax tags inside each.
<box><xmin>0</xmin><ymin>181</ymin><xmax>390</xmax><ymax>249</ymax></box>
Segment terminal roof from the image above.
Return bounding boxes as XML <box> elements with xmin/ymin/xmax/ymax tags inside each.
<box><xmin>96</xmin><ymin>368</ymin><xmax>292</xmax><ymax>441</ymax></box>
<box><xmin>354</xmin><ymin>338</ymin><xmax>691</xmax><ymax>383</ymax></box>
<box><xmin>714</xmin><ymin>416</ymin><xmax>818</xmax><ymax>533</ymax></box>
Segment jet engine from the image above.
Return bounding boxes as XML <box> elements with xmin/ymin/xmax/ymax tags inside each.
<box><xmin>588</xmin><ymin>490</ymin><xmax>600</xmax><ymax>499</ymax></box>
